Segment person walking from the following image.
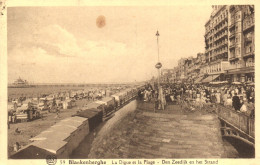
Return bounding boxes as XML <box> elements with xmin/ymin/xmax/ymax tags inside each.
<box><xmin>240</xmin><ymin>99</ymin><xmax>248</xmax><ymax>113</ymax></box>
<box><xmin>232</xmin><ymin>93</ymin><xmax>241</xmax><ymax>111</ymax></box>
<box><xmin>215</xmin><ymin>91</ymin><xmax>221</xmax><ymax>104</ymax></box>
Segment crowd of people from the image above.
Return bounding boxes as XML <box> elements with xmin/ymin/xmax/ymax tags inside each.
<box><xmin>138</xmin><ymin>82</ymin><xmax>255</xmax><ymax>117</ymax></box>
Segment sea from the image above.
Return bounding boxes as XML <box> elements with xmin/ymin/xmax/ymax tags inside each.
<box><xmin>8</xmin><ymin>85</ymin><xmax>113</xmax><ymax>100</ymax></box>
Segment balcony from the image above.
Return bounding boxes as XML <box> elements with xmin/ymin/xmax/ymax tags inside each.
<box><xmin>229</xmin><ymin>31</ymin><xmax>235</xmax><ymax>38</ymax></box>
<box><xmin>218</xmin><ymin>23</ymin><xmax>228</xmax><ymax>32</ymax></box>
<box><xmin>244</xmin><ymin>36</ymin><xmax>253</xmax><ymax>43</ymax></box>
<box><xmin>244</xmin><ymin>50</ymin><xmax>255</xmax><ymax>58</ymax></box>
<box><xmin>229</xmin><ymin>20</ymin><xmax>235</xmax><ymax>28</ymax></box>
<box><xmin>245</xmin><ymin>62</ymin><xmax>254</xmax><ymax>68</ymax></box>
<box><xmin>229</xmin><ymin>55</ymin><xmax>239</xmax><ymax>61</ymax></box>
<box><xmin>223</xmin><ymin>30</ymin><xmax>228</xmax><ymax>37</ymax></box>
<box><xmin>215</xmin><ymin>26</ymin><xmax>227</xmax><ymax>35</ymax></box>
<box><xmin>214</xmin><ymin>38</ymin><xmax>224</xmax><ymax>45</ymax></box>
<box><xmin>243</xmin><ymin>14</ymin><xmax>254</xmax><ymax>32</ymax></box>
<box><xmin>215</xmin><ymin>49</ymin><xmax>228</xmax><ymax>58</ymax></box>
<box><xmin>223</xmin><ymin>48</ymin><xmax>228</xmax><ymax>53</ymax></box>
<box><xmin>229</xmin><ymin>55</ymin><xmax>235</xmax><ymax>60</ymax></box>
<box><xmin>228</xmin><ymin>63</ymin><xmax>243</xmax><ymax>70</ymax></box>
<box><xmin>229</xmin><ymin>42</ymin><xmax>235</xmax><ymax>49</ymax></box>
<box><xmin>215</xmin><ymin>42</ymin><xmax>226</xmax><ymax>50</ymax></box>
<box><xmin>208</xmin><ymin>32</ymin><xmax>214</xmax><ymax>38</ymax></box>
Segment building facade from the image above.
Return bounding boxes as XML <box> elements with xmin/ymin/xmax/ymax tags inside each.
<box><xmin>226</xmin><ymin>5</ymin><xmax>255</xmax><ymax>83</ymax></box>
<box><xmin>203</xmin><ymin>5</ymin><xmax>229</xmax><ymax>83</ymax></box>
<box><xmin>159</xmin><ymin>5</ymin><xmax>254</xmax><ymax>84</ymax></box>
<box><xmin>203</xmin><ymin>5</ymin><xmax>254</xmax><ymax>83</ymax></box>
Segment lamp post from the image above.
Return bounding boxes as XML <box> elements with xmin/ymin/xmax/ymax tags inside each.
<box><xmin>155</xmin><ymin>30</ymin><xmax>162</xmax><ymax>88</ymax></box>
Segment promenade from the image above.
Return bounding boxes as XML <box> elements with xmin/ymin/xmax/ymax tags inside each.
<box><xmin>77</xmin><ymin>101</ymin><xmax>229</xmax><ymax>158</ymax></box>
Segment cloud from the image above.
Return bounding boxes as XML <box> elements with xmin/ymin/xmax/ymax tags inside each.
<box><xmin>28</xmin><ymin>24</ymin><xmax>81</xmax><ymax>58</ymax></box>
<box><xmin>8</xmin><ymin>23</ymin><xmax>152</xmax><ymax>83</ymax></box>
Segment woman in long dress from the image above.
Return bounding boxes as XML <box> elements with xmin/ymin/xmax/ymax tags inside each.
<box><xmin>215</xmin><ymin>91</ymin><xmax>221</xmax><ymax>104</ymax></box>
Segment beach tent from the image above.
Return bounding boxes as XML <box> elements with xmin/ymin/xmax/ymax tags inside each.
<box><xmin>16</xmin><ymin>104</ymin><xmax>28</xmax><ymax>112</ymax></box>
<box><xmin>73</xmin><ymin>108</ymin><xmax>103</xmax><ymax>131</ymax></box>
<box><xmin>99</xmin><ymin>97</ymin><xmax>115</xmax><ymax>107</ymax></box>
<box><xmin>83</xmin><ymin>102</ymin><xmax>103</xmax><ymax>110</ymax></box>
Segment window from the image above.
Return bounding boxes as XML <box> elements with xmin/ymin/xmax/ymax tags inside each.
<box><xmin>246</xmin><ymin>46</ymin><xmax>252</xmax><ymax>53</ymax></box>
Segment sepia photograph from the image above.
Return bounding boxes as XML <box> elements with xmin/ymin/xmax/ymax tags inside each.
<box><xmin>1</xmin><ymin>1</ymin><xmax>257</xmax><ymax>163</ymax></box>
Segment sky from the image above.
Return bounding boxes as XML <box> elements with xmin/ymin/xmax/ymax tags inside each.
<box><xmin>7</xmin><ymin>6</ymin><xmax>212</xmax><ymax>83</ymax></box>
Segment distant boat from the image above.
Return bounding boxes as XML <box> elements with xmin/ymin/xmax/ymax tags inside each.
<box><xmin>8</xmin><ymin>77</ymin><xmax>36</xmax><ymax>88</ymax></box>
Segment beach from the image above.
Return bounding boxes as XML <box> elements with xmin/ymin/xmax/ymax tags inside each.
<box><xmin>7</xmin><ymin>85</ymin><xmax>123</xmax><ymax>157</ymax></box>
<box><xmin>8</xmin><ymin>97</ymin><xmax>93</xmax><ymax>157</ymax></box>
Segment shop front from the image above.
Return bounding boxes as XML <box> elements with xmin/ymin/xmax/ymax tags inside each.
<box><xmin>225</xmin><ymin>66</ymin><xmax>254</xmax><ymax>83</ymax></box>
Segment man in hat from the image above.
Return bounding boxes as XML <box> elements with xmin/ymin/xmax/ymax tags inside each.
<box><xmin>232</xmin><ymin>93</ymin><xmax>241</xmax><ymax>111</ymax></box>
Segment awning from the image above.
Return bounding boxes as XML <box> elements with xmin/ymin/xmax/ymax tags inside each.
<box><xmin>209</xmin><ymin>81</ymin><xmax>228</xmax><ymax>85</ymax></box>
<box><xmin>194</xmin><ymin>77</ymin><xmax>204</xmax><ymax>84</ymax></box>
<box><xmin>202</xmin><ymin>75</ymin><xmax>219</xmax><ymax>83</ymax></box>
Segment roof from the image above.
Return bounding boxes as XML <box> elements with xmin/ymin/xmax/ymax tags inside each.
<box><xmin>74</xmin><ymin>109</ymin><xmax>102</xmax><ymax>119</ymax></box>
<box><xmin>8</xmin><ymin>104</ymin><xmax>14</xmax><ymax>110</ymax></box>
<box><xmin>32</xmin><ymin>139</ymin><xmax>67</xmax><ymax>154</ymax></box>
<box><xmin>29</xmin><ymin>131</ymin><xmax>71</xmax><ymax>142</ymax></box>
<box><xmin>111</xmin><ymin>95</ymin><xmax>120</xmax><ymax>99</ymax></box>
<box><xmin>16</xmin><ymin>104</ymin><xmax>28</xmax><ymax>111</ymax></box>
<box><xmin>70</xmin><ymin>116</ymin><xmax>88</xmax><ymax>123</ymax></box>
<box><xmin>50</xmin><ymin>124</ymin><xmax>78</xmax><ymax>134</ymax></box>
<box><xmin>10</xmin><ymin>145</ymin><xmax>54</xmax><ymax>159</ymax></box>
<box><xmin>101</xmin><ymin>97</ymin><xmax>114</xmax><ymax>102</ymax></box>
<box><xmin>95</xmin><ymin>100</ymin><xmax>106</xmax><ymax>105</ymax></box>
<box><xmin>84</xmin><ymin>102</ymin><xmax>103</xmax><ymax>109</ymax></box>
<box><xmin>58</xmin><ymin>117</ymin><xmax>86</xmax><ymax>128</ymax></box>
<box><xmin>114</xmin><ymin>90</ymin><xmax>128</xmax><ymax>96</ymax></box>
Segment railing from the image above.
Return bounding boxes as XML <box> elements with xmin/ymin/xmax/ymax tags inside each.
<box><xmin>245</xmin><ymin>63</ymin><xmax>254</xmax><ymax>67</ymax></box>
<box><xmin>244</xmin><ymin>50</ymin><xmax>254</xmax><ymax>57</ymax></box>
<box><xmin>216</xmin><ymin>104</ymin><xmax>254</xmax><ymax>138</ymax></box>
<box><xmin>228</xmin><ymin>64</ymin><xmax>243</xmax><ymax>69</ymax></box>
